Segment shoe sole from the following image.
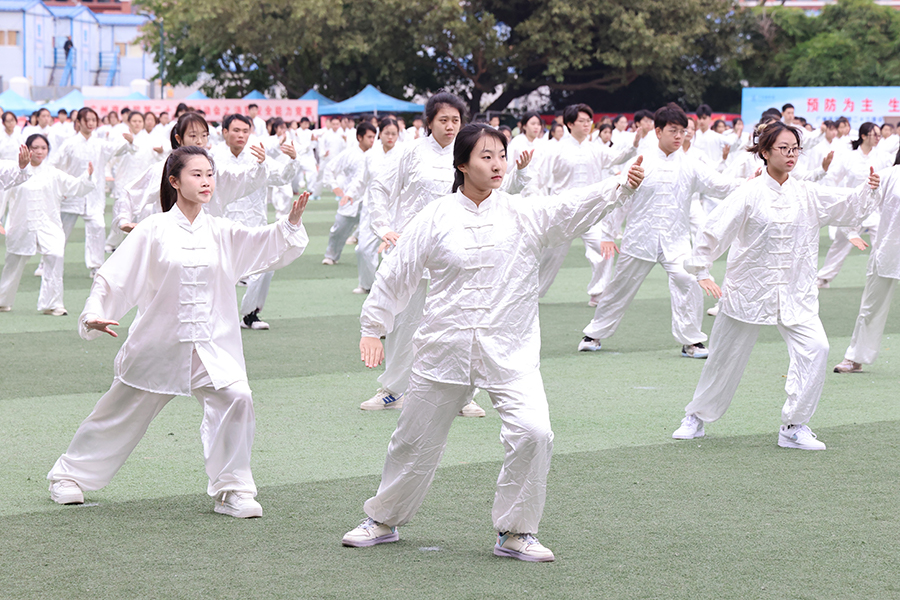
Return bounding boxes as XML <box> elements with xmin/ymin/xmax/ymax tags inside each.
<box><xmin>360</xmin><ymin>402</ymin><xmax>402</xmax><ymax>411</ymax></box>
<box><xmin>493</xmin><ymin>544</ymin><xmax>555</xmax><ymax>562</ymax></box>
<box><xmin>777</xmin><ymin>437</ymin><xmax>826</xmax><ymax>450</ymax></box>
<box><xmin>50</xmin><ymin>493</ymin><xmax>84</xmax><ymax>505</ymax></box>
<box><xmin>672</xmin><ymin>430</ymin><xmax>705</xmax><ymax>440</ymax></box>
<box><xmin>681</xmin><ymin>353</ymin><xmax>709</xmax><ymax>359</ymax></box>
<box><xmin>457</xmin><ymin>410</ymin><xmax>486</xmax><ymax>418</ymax></box>
<box><xmin>833</xmin><ymin>367</ymin><xmax>862</xmax><ymax>373</ymax></box>
<box><xmin>214</xmin><ymin>504</ymin><xmax>263</xmax><ymax>518</ymax></box>
<box><xmin>342</xmin><ymin>531</ymin><xmax>399</xmax><ymax>547</ymax></box>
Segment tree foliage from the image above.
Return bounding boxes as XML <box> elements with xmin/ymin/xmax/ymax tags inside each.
<box><xmin>135</xmin><ymin>0</ymin><xmax>900</xmax><ymax>114</ymax></box>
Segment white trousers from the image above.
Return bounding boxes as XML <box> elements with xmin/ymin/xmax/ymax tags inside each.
<box><xmin>817</xmin><ymin>226</ymin><xmax>877</xmax><ymax>283</ymax></box>
<box><xmin>324</xmin><ymin>211</ymin><xmax>359</xmax><ymax>262</ymax></box>
<box><xmin>378</xmin><ymin>278</ymin><xmax>428</xmax><ymax>395</ymax></box>
<box><xmin>61</xmin><ymin>210</ymin><xmax>106</xmax><ymax>270</ymax></box>
<box><xmin>240</xmin><ymin>271</ymin><xmax>274</xmax><ymax>317</ymax></box>
<box><xmin>0</xmin><ymin>252</ymin><xmax>64</xmax><ymax>310</ymax></box>
<box><xmin>537</xmin><ymin>229</ymin><xmax>615</xmax><ymax>299</ymax></box>
<box><xmin>47</xmin><ymin>351</ymin><xmax>257</xmax><ymax>497</ymax></box>
<box><xmin>685</xmin><ymin>312</ymin><xmax>828</xmax><ymax>426</ymax></box>
<box><xmin>268</xmin><ymin>184</ymin><xmax>294</xmax><ymax>220</ymax></box>
<box><xmin>356</xmin><ymin>201</ymin><xmax>380</xmax><ymax>291</ymax></box>
<box><xmin>583</xmin><ymin>251</ymin><xmax>706</xmax><ymax>345</ymax></box>
<box><xmin>845</xmin><ymin>262</ymin><xmax>898</xmax><ymax>365</ymax></box>
<box><xmin>364</xmin><ymin>369</ymin><xmax>553</xmax><ymax>534</ymax></box>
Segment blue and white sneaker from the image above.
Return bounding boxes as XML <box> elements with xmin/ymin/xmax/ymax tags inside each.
<box><xmin>778</xmin><ymin>424</ymin><xmax>826</xmax><ymax>450</ymax></box>
<box><xmin>493</xmin><ymin>532</ymin><xmax>555</xmax><ymax>562</ymax></box>
<box><xmin>681</xmin><ymin>343</ymin><xmax>709</xmax><ymax>359</ymax></box>
<box><xmin>342</xmin><ymin>517</ymin><xmax>399</xmax><ymax>547</ymax></box>
<box><xmin>360</xmin><ymin>388</ymin><xmax>404</xmax><ymax>411</ymax></box>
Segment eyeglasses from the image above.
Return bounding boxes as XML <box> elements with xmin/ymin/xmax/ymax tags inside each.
<box><xmin>665</xmin><ymin>128</ymin><xmax>686</xmax><ymax>136</ymax></box>
<box><xmin>773</xmin><ymin>145</ymin><xmax>802</xmax><ymax>157</ymax></box>
<box><xmin>867</xmin><ymin>132</ymin><xmax>882</xmax><ymax>139</ymax></box>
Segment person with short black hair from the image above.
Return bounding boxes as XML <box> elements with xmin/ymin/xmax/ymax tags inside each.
<box><xmin>579</xmin><ymin>103</ymin><xmax>743</xmax><ymax>358</ymax></box>
<box><xmin>674</xmin><ymin>121</ymin><xmax>880</xmax><ymax>449</ymax></box>
<box><xmin>342</xmin><ymin>123</ymin><xmax>645</xmax><ymax>561</ymax></box>
<box><xmin>321</xmin><ymin>122</ymin><xmax>378</xmax><ymax>267</ymax></box>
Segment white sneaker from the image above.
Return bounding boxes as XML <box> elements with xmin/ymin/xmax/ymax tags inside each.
<box><xmin>681</xmin><ymin>343</ymin><xmax>709</xmax><ymax>359</ymax></box>
<box><xmin>360</xmin><ymin>388</ymin><xmax>403</xmax><ymax>410</ymax></box>
<box><xmin>816</xmin><ymin>278</ymin><xmax>830</xmax><ymax>289</ymax></box>
<box><xmin>578</xmin><ymin>336</ymin><xmax>602</xmax><ymax>352</ymax></box>
<box><xmin>49</xmin><ymin>480</ymin><xmax>84</xmax><ymax>505</ymax></box>
<box><xmin>672</xmin><ymin>414</ymin><xmax>705</xmax><ymax>439</ymax></box>
<box><xmin>42</xmin><ymin>307</ymin><xmax>68</xmax><ymax>316</ymax></box>
<box><xmin>342</xmin><ymin>517</ymin><xmax>399</xmax><ymax>547</ymax></box>
<box><xmin>214</xmin><ymin>490</ymin><xmax>263</xmax><ymax>518</ymax></box>
<box><xmin>588</xmin><ymin>294</ymin><xmax>601</xmax><ymax>307</ymax></box>
<box><xmin>33</xmin><ymin>265</ymin><xmax>43</xmax><ymax>277</ymax></box>
<box><xmin>458</xmin><ymin>398</ymin><xmax>486</xmax><ymax>418</ymax></box>
<box><xmin>778</xmin><ymin>424</ymin><xmax>826</xmax><ymax>450</ymax></box>
<box><xmin>351</xmin><ymin>287</ymin><xmax>370</xmax><ymax>295</ymax></box>
<box><xmin>493</xmin><ymin>532</ymin><xmax>555</xmax><ymax>562</ymax></box>
<box><xmin>833</xmin><ymin>358</ymin><xmax>863</xmax><ymax>373</ymax></box>
<box><xmin>707</xmin><ymin>304</ymin><xmax>719</xmax><ymax>317</ymax></box>
<box><xmin>346</xmin><ymin>235</ymin><xmax>358</xmax><ymax>245</ymax></box>
<box><xmin>322</xmin><ymin>257</ymin><xmax>336</xmax><ymax>265</ymax></box>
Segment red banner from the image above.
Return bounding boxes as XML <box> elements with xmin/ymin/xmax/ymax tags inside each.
<box><xmin>84</xmin><ymin>99</ymin><xmax>318</xmax><ymax>122</ymax></box>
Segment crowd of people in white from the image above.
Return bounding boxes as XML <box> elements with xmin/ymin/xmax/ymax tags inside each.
<box><xmin>0</xmin><ymin>91</ymin><xmax>898</xmax><ymax>563</ymax></box>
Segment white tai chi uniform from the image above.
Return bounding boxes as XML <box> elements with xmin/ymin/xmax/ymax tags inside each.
<box><xmin>584</xmin><ymin>146</ymin><xmax>741</xmax><ymax>345</ymax></box>
<box><xmin>360</xmin><ymin>179</ymin><xmax>633</xmax><ymax>533</ymax></box>
<box><xmin>816</xmin><ymin>147</ymin><xmax>892</xmax><ymax>284</ymax></box>
<box><xmin>369</xmin><ymin>136</ymin><xmax>531</xmax><ymax>396</ymax></box>
<box><xmin>51</xmin><ymin>132</ymin><xmax>136</xmax><ymax>270</ymax></box>
<box><xmin>683</xmin><ymin>172</ymin><xmax>877</xmax><ymax>425</ymax></box>
<box><xmin>346</xmin><ymin>144</ymin><xmax>401</xmax><ymax>291</ymax></box>
<box><xmin>313</xmin><ymin>128</ymin><xmax>346</xmax><ymax>198</ymax></box>
<box><xmin>209</xmin><ymin>143</ymin><xmax>300</xmax><ymax>320</ymax></box>
<box><xmin>323</xmin><ymin>143</ymin><xmax>368</xmax><ymax>263</ymax></box>
<box><xmin>0</xmin><ymin>163</ymin><xmax>92</xmax><ymax>311</ymax></box>
<box><xmin>107</xmin><ymin>130</ymin><xmax>158</xmax><ymax>251</ymax></box>
<box><xmin>842</xmin><ymin>165</ymin><xmax>900</xmax><ymax>365</ymax></box>
<box><xmin>537</xmin><ymin>134</ymin><xmax>635</xmax><ymax>297</ymax></box>
<box><xmin>47</xmin><ymin>205</ymin><xmax>309</xmax><ymax>496</ymax></box>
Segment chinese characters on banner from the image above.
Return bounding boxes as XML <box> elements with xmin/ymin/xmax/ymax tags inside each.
<box><xmin>742</xmin><ymin>87</ymin><xmax>900</xmax><ymax>129</ymax></box>
<box><xmin>84</xmin><ymin>99</ymin><xmax>318</xmax><ymax>121</ymax></box>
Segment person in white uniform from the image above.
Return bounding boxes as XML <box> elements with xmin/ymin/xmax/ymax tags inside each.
<box><xmin>290</xmin><ymin>117</ymin><xmax>318</xmax><ymax>194</ymax></box>
<box><xmin>342</xmin><ymin>117</ymin><xmax>402</xmax><ymax>294</ymax></box>
<box><xmin>579</xmin><ymin>103</ymin><xmax>742</xmax><ymax>358</ymax></box>
<box><xmin>321</xmin><ymin>122</ymin><xmax>377</xmax><ymax>266</ymax></box>
<box><xmin>360</xmin><ymin>93</ymin><xmax>531</xmax><ymax>415</ymax></box>
<box><xmin>0</xmin><ymin>136</ymin><xmax>92</xmax><ymax>315</ymax></box>
<box><xmin>312</xmin><ymin>117</ymin><xmax>346</xmax><ymax>199</ymax></box>
<box><xmin>673</xmin><ymin>121</ymin><xmax>880</xmax><ymax>449</ymax></box>
<box><xmin>816</xmin><ymin>122</ymin><xmax>892</xmax><ymax>288</ymax></box>
<box><xmin>536</xmin><ymin>103</ymin><xmax>640</xmax><ymax>299</ymax></box>
<box><xmin>46</xmin><ymin>146</ymin><xmax>311</xmax><ymax>517</ymax></box>
<box><xmin>834</xmin><ymin>154</ymin><xmax>900</xmax><ymax>374</ymax></box>
<box><xmin>51</xmin><ymin>107</ymin><xmax>136</xmax><ymax>277</ymax></box>
<box><xmin>341</xmin><ymin>123</ymin><xmax>645</xmax><ymax>562</ymax></box>
<box><xmin>209</xmin><ymin>114</ymin><xmax>300</xmax><ymax>331</ymax></box>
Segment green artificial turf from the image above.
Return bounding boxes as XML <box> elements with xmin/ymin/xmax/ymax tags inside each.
<box><xmin>2</xmin><ymin>198</ymin><xmax>900</xmax><ymax>599</ymax></box>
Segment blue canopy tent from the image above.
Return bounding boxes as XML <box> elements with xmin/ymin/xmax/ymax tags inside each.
<box><xmin>185</xmin><ymin>90</ymin><xmax>210</xmax><ymax>100</ymax></box>
<box><xmin>243</xmin><ymin>90</ymin><xmax>267</xmax><ymax>100</ymax></box>
<box><xmin>319</xmin><ymin>85</ymin><xmax>423</xmax><ymax>116</ymax></box>
<box><xmin>299</xmin><ymin>88</ymin><xmax>335</xmax><ymax>106</ymax></box>
<box><xmin>122</xmin><ymin>91</ymin><xmax>150</xmax><ymax>101</ymax></box>
<box><xmin>0</xmin><ymin>89</ymin><xmax>39</xmax><ymax>116</ymax></box>
<box><xmin>42</xmin><ymin>89</ymin><xmax>85</xmax><ymax>113</ymax></box>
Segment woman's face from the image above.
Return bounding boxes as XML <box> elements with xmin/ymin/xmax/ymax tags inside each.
<box><xmin>144</xmin><ymin>114</ymin><xmax>157</xmax><ymax>131</ymax></box>
<box><xmin>275</xmin><ymin>123</ymin><xmax>287</xmax><ymax>136</ymax></box>
<box><xmin>429</xmin><ymin>105</ymin><xmax>461</xmax><ymax>148</ymax></box>
<box><xmin>108</xmin><ymin>112</ymin><xmax>120</xmax><ymax>125</ymax></box>
<box><xmin>458</xmin><ymin>134</ymin><xmax>507</xmax><ymax>193</ymax></box>
<box><xmin>380</xmin><ymin>124</ymin><xmax>399</xmax><ymax>152</ymax></box>
<box><xmin>614</xmin><ymin>116</ymin><xmax>627</xmax><ymax>131</ymax></box>
<box><xmin>551</xmin><ymin>125</ymin><xmax>564</xmax><ymax>141</ymax></box>
<box><xmin>28</xmin><ymin>138</ymin><xmax>49</xmax><ymax>165</ymax></box>
<box><xmin>171</xmin><ymin>156</ymin><xmax>215</xmax><ymax>205</ymax></box>
<box><xmin>862</xmin><ymin>126</ymin><xmax>881</xmax><ymax>150</ymax></box>
<box><xmin>81</xmin><ymin>113</ymin><xmax>98</xmax><ymax>134</ymax></box>
<box><xmin>128</xmin><ymin>114</ymin><xmax>145</xmax><ymax>135</ymax></box>
<box><xmin>525</xmin><ymin>116</ymin><xmax>543</xmax><ymax>140</ymax></box>
<box><xmin>4</xmin><ymin>114</ymin><xmax>16</xmax><ymax>132</ymax></box>
<box><xmin>714</xmin><ymin>121</ymin><xmax>726</xmax><ymax>134</ymax></box>
<box><xmin>762</xmin><ymin>130</ymin><xmax>800</xmax><ymax>174</ymax></box>
<box><xmin>599</xmin><ymin>127</ymin><xmax>612</xmax><ymax>144</ymax></box>
<box><xmin>177</xmin><ymin>123</ymin><xmax>210</xmax><ymax>148</ymax></box>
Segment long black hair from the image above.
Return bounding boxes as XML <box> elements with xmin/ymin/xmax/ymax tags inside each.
<box><xmin>160</xmin><ymin>146</ymin><xmax>215</xmax><ymax>213</ymax></box>
<box><xmin>452</xmin><ymin>123</ymin><xmax>508</xmax><ymax>193</ymax></box>
<box><xmin>851</xmin><ymin>122</ymin><xmax>878</xmax><ymax>151</ymax></box>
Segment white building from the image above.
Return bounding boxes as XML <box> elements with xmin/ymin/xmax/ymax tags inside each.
<box><xmin>0</xmin><ymin>0</ymin><xmax>156</xmax><ymax>94</ymax></box>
